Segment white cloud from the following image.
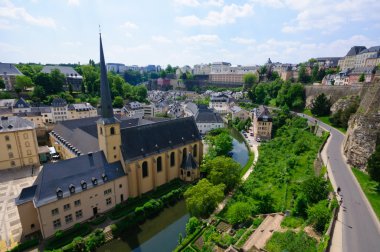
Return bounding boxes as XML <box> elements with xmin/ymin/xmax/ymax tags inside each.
<box><xmin>152</xmin><ymin>35</ymin><xmax>172</xmax><ymax>43</ymax></box>
<box><xmin>174</xmin><ymin>0</ymin><xmax>200</xmax><ymax>7</ymax></box>
<box><xmin>176</xmin><ymin>3</ymin><xmax>253</xmax><ymax>26</ymax></box>
<box><xmin>0</xmin><ymin>42</ymin><xmax>22</xmax><ymax>53</ymax></box>
<box><xmin>61</xmin><ymin>41</ymin><xmax>82</xmax><ymax>47</ymax></box>
<box><xmin>181</xmin><ymin>34</ymin><xmax>220</xmax><ymax>44</ymax></box>
<box><xmin>174</xmin><ymin>0</ymin><xmax>224</xmax><ymax>7</ymax></box>
<box><xmin>0</xmin><ymin>0</ymin><xmax>56</xmax><ymax>28</ymax></box>
<box><xmin>120</xmin><ymin>21</ymin><xmax>138</xmax><ymax>30</ymax></box>
<box><xmin>245</xmin><ymin>35</ymin><xmax>377</xmax><ymax>64</ymax></box>
<box><xmin>231</xmin><ymin>37</ymin><xmax>256</xmax><ymax>45</ymax></box>
<box><xmin>249</xmin><ymin>0</ymin><xmax>380</xmax><ymax>33</ymax></box>
<box><xmin>67</xmin><ymin>0</ymin><xmax>80</xmax><ymax>6</ymax></box>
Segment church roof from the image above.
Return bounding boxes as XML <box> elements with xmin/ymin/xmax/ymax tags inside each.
<box><xmin>98</xmin><ymin>34</ymin><xmax>115</xmax><ymax>123</ymax></box>
<box><xmin>51</xmin><ymin>116</ymin><xmax>141</xmax><ymax>154</ymax></box>
<box><xmin>120</xmin><ymin>117</ymin><xmax>201</xmax><ymax>162</ymax></box>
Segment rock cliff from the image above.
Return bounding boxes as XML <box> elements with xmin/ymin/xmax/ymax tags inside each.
<box><xmin>330</xmin><ymin>95</ymin><xmax>359</xmax><ymax>114</ymax></box>
<box><xmin>344</xmin><ymin>83</ymin><xmax>380</xmax><ymax>169</ymax></box>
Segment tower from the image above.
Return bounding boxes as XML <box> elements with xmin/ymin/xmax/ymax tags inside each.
<box><xmin>97</xmin><ymin>33</ymin><xmax>121</xmax><ymax>163</ymax></box>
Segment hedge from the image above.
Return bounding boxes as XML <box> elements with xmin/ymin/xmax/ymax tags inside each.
<box><xmin>8</xmin><ymin>238</ymin><xmax>39</xmax><ymax>252</ymax></box>
<box><xmin>108</xmin><ymin>179</ymin><xmax>185</xmax><ymax>220</ymax></box>
<box><xmin>89</xmin><ymin>215</ymin><xmax>108</xmax><ymax>226</ymax></box>
<box><xmin>45</xmin><ymin>223</ymin><xmax>92</xmax><ymax>250</ymax></box>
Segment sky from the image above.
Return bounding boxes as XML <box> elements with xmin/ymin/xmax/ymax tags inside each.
<box><xmin>1</xmin><ymin>0</ymin><xmax>380</xmax><ymax>67</ymax></box>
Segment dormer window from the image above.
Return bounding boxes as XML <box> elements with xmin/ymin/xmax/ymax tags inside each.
<box><xmin>102</xmin><ymin>173</ymin><xmax>108</xmax><ymax>182</ymax></box>
<box><xmin>80</xmin><ymin>180</ymin><xmax>87</xmax><ymax>190</ymax></box>
<box><xmin>56</xmin><ymin>187</ymin><xmax>63</xmax><ymax>198</ymax></box>
<box><xmin>91</xmin><ymin>177</ymin><xmax>98</xmax><ymax>186</ymax></box>
<box><xmin>69</xmin><ymin>184</ymin><xmax>75</xmax><ymax>194</ymax></box>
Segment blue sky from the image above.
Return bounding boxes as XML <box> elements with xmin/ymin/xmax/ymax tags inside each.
<box><xmin>1</xmin><ymin>0</ymin><xmax>380</xmax><ymax>67</ymax></box>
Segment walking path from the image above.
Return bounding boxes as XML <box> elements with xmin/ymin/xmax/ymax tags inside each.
<box><xmin>242</xmin><ymin>213</ymin><xmax>284</xmax><ymax>251</ymax></box>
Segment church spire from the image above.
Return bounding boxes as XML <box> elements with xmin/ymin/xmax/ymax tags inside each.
<box><xmin>99</xmin><ymin>32</ymin><xmax>115</xmax><ymax>123</ymax></box>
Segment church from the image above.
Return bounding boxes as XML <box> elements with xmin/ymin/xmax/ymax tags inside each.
<box><xmin>15</xmin><ymin>34</ymin><xmax>202</xmax><ymax>239</ymax></box>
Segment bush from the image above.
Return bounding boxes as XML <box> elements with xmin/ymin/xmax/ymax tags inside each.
<box><xmin>45</xmin><ymin>223</ymin><xmax>92</xmax><ymax>250</ymax></box>
<box><xmin>86</xmin><ymin>229</ymin><xmax>105</xmax><ymax>251</ymax></box>
<box><xmin>307</xmin><ymin>200</ymin><xmax>330</xmax><ymax>233</ymax></box>
<box><xmin>89</xmin><ymin>215</ymin><xmax>107</xmax><ymax>226</ymax></box>
<box><xmin>265</xmin><ymin>230</ymin><xmax>317</xmax><ymax>252</ymax></box>
<box><xmin>186</xmin><ymin>217</ymin><xmax>201</xmax><ymax>235</ymax></box>
<box><xmin>293</xmin><ymin>193</ymin><xmax>308</xmax><ymax>218</ymax></box>
<box><xmin>226</xmin><ymin>202</ymin><xmax>252</xmax><ymax>225</ymax></box>
<box><xmin>8</xmin><ymin>238</ymin><xmax>39</xmax><ymax>252</ymax></box>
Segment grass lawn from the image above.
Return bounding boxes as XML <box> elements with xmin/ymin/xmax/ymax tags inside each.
<box><xmin>302</xmin><ymin>109</ymin><xmax>346</xmax><ymax>133</ymax></box>
<box><xmin>352</xmin><ymin>168</ymin><xmax>380</xmax><ymax>220</ymax></box>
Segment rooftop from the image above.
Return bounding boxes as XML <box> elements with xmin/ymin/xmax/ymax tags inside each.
<box><xmin>120</xmin><ymin>117</ymin><xmax>201</xmax><ymax>161</ymax></box>
<box><xmin>0</xmin><ymin>116</ymin><xmax>35</xmax><ymax>132</ymax></box>
<box><xmin>16</xmin><ymin>151</ymin><xmax>125</xmax><ymax>207</ymax></box>
<box><xmin>0</xmin><ymin>63</ymin><xmax>23</xmax><ymax>76</ymax></box>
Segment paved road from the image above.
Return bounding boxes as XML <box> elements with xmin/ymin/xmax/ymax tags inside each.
<box><xmin>300</xmin><ymin>113</ymin><xmax>380</xmax><ymax>252</ymax></box>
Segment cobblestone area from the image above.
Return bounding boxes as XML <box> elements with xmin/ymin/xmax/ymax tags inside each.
<box><xmin>0</xmin><ymin>167</ymin><xmax>39</xmax><ymax>252</ymax></box>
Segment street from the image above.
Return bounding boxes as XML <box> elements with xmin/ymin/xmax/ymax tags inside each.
<box><xmin>301</xmin><ymin>113</ymin><xmax>380</xmax><ymax>252</ymax></box>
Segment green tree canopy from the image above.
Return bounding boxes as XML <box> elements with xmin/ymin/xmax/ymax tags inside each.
<box><xmin>186</xmin><ymin>217</ymin><xmax>201</xmax><ymax>235</ymax></box>
<box><xmin>226</xmin><ymin>202</ymin><xmax>252</xmax><ymax>225</ymax></box>
<box><xmin>301</xmin><ymin>176</ymin><xmax>329</xmax><ymax>204</ymax></box>
<box><xmin>15</xmin><ymin>75</ymin><xmax>33</xmax><ymax>93</ymax></box>
<box><xmin>112</xmin><ymin>96</ymin><xmax>124</xmax><ymax>108</ymax></box>
<box><xmin>243</xmin><ymin>73</ymin><xmax>257</xmax><ymax>90</ymax></box>
<box><xmin>0</xmin><ymin>79</ymin><xmax>5</xmax><ymax>89</ymax></box>
<box><xmin>367</xmin><ymin>140</ymin><xmax>380</xmax><ymax>183</ymax></box>
<box><xmin>307</xmin><ymin>200</ymin><xmax>330</xmax><ymax>233</ymax></box>
<box><xmin>202</xmin><ymin>156</ymin><xmax>241</xmax><ymax>191</ymax></box>
<box><xmin>310</xmin><ymin>93</ymin><xmax>331</xmax><ymax>116</ymax></box>
<box><xmin>359</xmin><ymin>73</ymin><xmax>365</xmax><ymax>82</ymax></box>
<box><xmin>184</xmin><ymin>179</ymin><xmax>225</xmax><ymax>217</ymax></box>
<box><xmin>297</xmin><ymin>64</ymin><xmax>310</xmax><ymax>83</ymax></box>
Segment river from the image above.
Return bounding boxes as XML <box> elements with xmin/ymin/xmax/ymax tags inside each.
<box><xmin>97</xmin><ymin>130</ymin><xmax>249</xmax><ymax>252</ymax></box>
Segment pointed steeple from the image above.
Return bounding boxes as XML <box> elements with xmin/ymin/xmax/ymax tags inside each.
<box><xmin>99</xmin><ymin>33</ymin><xmax>116</xmax><ymax>124</ymax></box>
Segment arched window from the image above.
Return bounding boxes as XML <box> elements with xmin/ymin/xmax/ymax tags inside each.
<box><xmin>142</xmin><ymin>161</ymin><xmax>148</xmax><ymax>178</ymax></box>
<box><xmin>193</xmin><ymin>144</ymin><xmax>197</xmax><ymax>157</ymax></box>
<box><xmin>157</xmin><ymin>157</ymin><xmax>162</xmax><ymax>172</ymax></box>
<box><xmin>110</xmin><ymin>127</ymin><xmax>115</xmax><ymax>135</ymax></box>
<box><xmin>182</xmin><ymin>148</ymin><xmax>187</xmax><ymax>162</ymax></box>
<box><xmin>170</xmin><ymin>152</ymin><xmax>175</xmax><ymax>167</ymax></box>
<box><xmin>100</xmin><ymin>127</ymin><xmax>103</xmax><ymax>135</ymax></box>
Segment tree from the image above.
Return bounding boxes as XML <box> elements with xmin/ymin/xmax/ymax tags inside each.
<box><xmin>113</xmin><ymin>96</ymin><xmax>124</xmax><ymax>108</ymax></box>
<box><xmin>50</xmin><ymin>69</ymin><xmax>65</xmax><ymax>93</ymax></box>
<box><xmin>243</xmin><ymin>73</ymin><xmax>257</xmax><ymax>90</ymax></box>
<box><xmin>186</xmin><ymin>217</ymin><xmax>201</xmax><ymax>235</ymax></box>
<box><xmin>159</xmin><ymin>70</ymin><xmax>167</xmax><ymax>78</ymax></box>
<box><xmin>367</xmin><ymin>141</ymin><xmax>380</xmax><ymax>183</ymax></box>
<box><xmin>227</xmin><ymin>202</ymin><xmax>252</xmax><ymax>225</ymax></box>
<box><xmin>310</xmin><ymin>93</ymin><xmax>331</xmax><ymax>116</ymax></box>
<box><xmin>0</xmin><ymin>78</ymin><xmax>5</xmax><ymax>89</ymax></box>
<box><xmin>72</xmin><ymin>237</ymin><xmax>86</xmax><ymax>252</ymax></box>
<box><xmin>207</xmin><ymin>132</ymin><xmax>233</xmax><ymax>157</ymax></box>
<box><xmin>15</xmin><ymin>75</ymin><xmax>33</xmax><ymax>93</ymax></box>
<box><xmin>202</xmin><ymin>156</ymin><xmax>241</xmax><ymax>191</ymax></box>
<box><xmin>32</xmin><ymin>85</ymin><xmax>46</xmax><ymax>102</ymax></box>
<box><xmin>254</xmin><ymin>84</ymin><xmax>266</xmax><ymax>104</ymax></box>
<box><xmin>184</xmin><ymin>179</ymin><xmax>225</xmax><ymax>217</ymax></box>
<box><xmin>307</xmin><ymin>200</ymin><xmax>330</xmax><ymax>233</ymax></box>
<box><xmin>298</xmin><ymin>64</ymin><xmax>310</xmax><ymax>83</ymax></box>
<box><xmin>301</xmin><ymin>177</ymin><xmax>329</xmax><ymax>205</ymax></box>
<box><xmin>256</xmin><ymin>192</ymin><xmax>275</xmax><ymax>213</ymax></box>
<box><xmin>293</xmin><ymin>193</ymin><xmax>308</xmax><ymax>217</ymax></box>
<box><xmin>131</xmin><ymin>85</ymin><xmax>148</xmax><ymax>102</ymax></box>
<box><xmin>359</xmin><ymin>73</ymin><xmax>365</xmax><ymax>82</ymax></box>
<box><xmin>311</xmin><ymin>64</ymin><xmax>319</xmax><ymax>82</ymax></box>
